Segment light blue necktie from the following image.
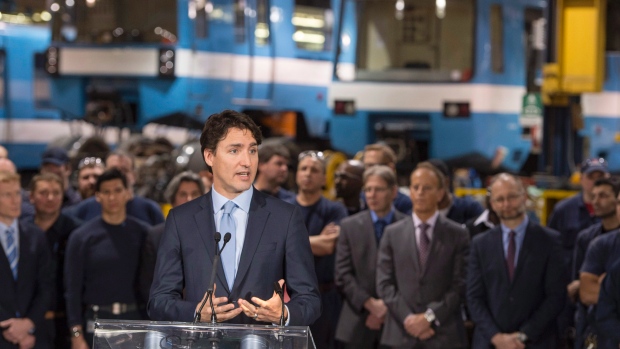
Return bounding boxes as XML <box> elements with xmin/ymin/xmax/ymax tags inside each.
<box><xmin>220</xmin><ymin>201</ymin><xmax>237</xmax><ymax>290</ymax></box>
<box><xmin>6</xmin><ymin>227</ymin><xmax>17</xmax><ymax>280</ymax></box>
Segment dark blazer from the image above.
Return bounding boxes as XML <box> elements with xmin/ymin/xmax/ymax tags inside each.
<box><xmin>376</xmin><ymin>214</ymin><xmax>470</xmax><ymax>349</ymax></box>
<box><xmin>0</xmin><ymin>221</ymin><xmax>52</xmax><ymax>349</ymax></box>
<box><xmin>148</xmin><ymin>188</ymin><xmax>321</xmax><ymax>326</ymax></box>
<box><xmin>334</xmin><ymin>209</ymin><xmax>407</xmax><ymax>344</ymax></box>
<box><xmin>466</xmin><ymin>221</ymin><xmax>566</xmax><ymax>349</ymax></box>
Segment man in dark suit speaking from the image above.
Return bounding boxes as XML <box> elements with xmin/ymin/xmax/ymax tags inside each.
<box><xmin>148</xmin><ymin>110</ymin><xmax>321</xmax><ymax>326</ymax></box>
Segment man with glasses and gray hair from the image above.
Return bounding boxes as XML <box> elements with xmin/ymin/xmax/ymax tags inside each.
<box><xmin>335</xmin><ymin>165</ymin><xmax>407</xmax><ymax>349</ymax></box>
<box><xmin>362</xmin><ymin>143</ymin><xmax>412</xmax><ymax>214</ymax></box>
<box><xmin>467</xmin><ymin>173</ymin><xmax>566</xmax><ymax>349</ymax></box>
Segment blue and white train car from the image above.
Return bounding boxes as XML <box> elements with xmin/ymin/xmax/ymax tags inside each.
<box><xmin>32</xmin><ymin>0</ymin><xmax>620</xmax><ymax>173</ymax></box>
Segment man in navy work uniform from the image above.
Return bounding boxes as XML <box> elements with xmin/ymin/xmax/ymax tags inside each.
<box><xmin>148</xmin><ymin>110</ymin><xmax>321</xmax><ymax>326</ymax></box>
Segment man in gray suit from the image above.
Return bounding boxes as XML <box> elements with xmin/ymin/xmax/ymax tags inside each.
<box><xmin>377</xmin><ymin>162</ymin><xmax>470</xmax><ymax>349</ymax></box>
<box><xmin>335</xmin><ymin>165</ymin><xmax>407</xmax><ymax>348</ymax></box>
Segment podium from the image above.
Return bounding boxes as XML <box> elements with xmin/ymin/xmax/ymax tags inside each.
<box><xmin>93</xmin><ymin>319</ymin><xmax>316</xmax><ymax>349</ymax></box>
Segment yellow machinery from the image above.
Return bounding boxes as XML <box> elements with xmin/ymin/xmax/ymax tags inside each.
<box><xmin>543</xmin><ymin>0</ymin><xmax>606</xmax><ymax>105</ymax></box>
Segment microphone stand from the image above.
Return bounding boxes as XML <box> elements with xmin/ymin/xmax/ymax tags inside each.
<box><xmin>274</xmin><ymin>281</ymin><xmax>286</xmax><ymax>348</ymax></box>
<box><xmin>194</xmin><ymin>233</ymin><xmax>222</xmax><ymax>323</ymax></box>
<box><xmin>199</xmin><ymin>233</ymin><xmax>231</xmax><ymax>349</ymax></box>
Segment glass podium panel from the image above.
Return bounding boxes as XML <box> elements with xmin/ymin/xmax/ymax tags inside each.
<box><xmin>93</xmin><ymin>320</ymin><xmax>315</xmax><ymax>349</ymax></box>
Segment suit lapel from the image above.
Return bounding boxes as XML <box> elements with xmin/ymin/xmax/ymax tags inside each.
<box><xmin>511</xmin><ymin>222</ymin><xmax>534</xmax><ymax>288</ymax></box>
<box><xmin>0</xmin><ymin>233</ymin><xmax>14</xmax><ymax>286</ymax></box>
<box><xmin>404</xmin><ymin>218</ymin><xmax>422</xmax><ymax>275</ymax></box>
<box><xmin>423</xmin><ymin>216</ymin><xmax>446</xmax><ymax>277</ymax></box>
<box><xmin>233</xmin><ymin>189</ymin><xmax>269</xmax><ymax>292</ymax></box>
<box><xmin>193</xmin><ymin>193</ymin><xmax>229</xmax><ymax>293</ymax></box>
<box><xmin>16</xmin><ymin>223</ymin><xmax>31</xmax><ymax>293</ymax></box>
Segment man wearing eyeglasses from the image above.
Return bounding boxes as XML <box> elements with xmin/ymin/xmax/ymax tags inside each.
<box><xmin>76</xmin><ymin>157</ymin><xmax>104</xmax><ymax>200</ymax></box>
<box><xmin>335</xmin><ymin>165</ymin><xmax>406</xmax><ymax>349</ymax></box>
<box><xmin>467</xmin><ymin>173</ymin><xmax>566</xmax><ymax>349</ymax></box>
<box><xmin>377</xmin><ymin>162</ymin><xmax>469</xmax><ymax>349</ymax></box>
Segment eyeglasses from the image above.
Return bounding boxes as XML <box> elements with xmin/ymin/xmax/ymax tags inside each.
<box><xmin>298</xmin><ymin>150</ymin><xmax>324</xmax><ymax>162</ymax></box>
<box><xmin>363</xmin><ymin>186</ymin><xmax>389</xmax><ymax>194</ymax></box>
<box><xmin>78</xmin><ymin>157</ymin><xmax>103</xmax><ymax>170</ymax></box>
<box><xmin>490</xmin><ymin>193</ymin><xmax>522</xmax><ymax>204</ymax></box>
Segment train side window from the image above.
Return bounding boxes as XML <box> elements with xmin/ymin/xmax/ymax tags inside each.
<box><xmin>292</xmin><ymin>0</ymin><xmax>333</xmax><ymax>51</ymax></box>
<box><xmin>235</xmin><ymin>0</ymin><xmax>246</xmax><ymax>42</ymax></box>
<box><xmin>490</xmin><ymin>4</ymin><xmax>504</xmax><ymax>73</ymax></box>
<box><xmin>52</xmin><ymin>0</ymin><xmax>177</xmax><ymax>44</ymax></box>
<box><xmin>255</xmin><ymin>0</ymin><xmax>270</xmax><ymax>45</ymax></box>
<box><xmin>354</xmin><ymin>0</ymin><xmax>474</xmax><ymax>82</ymax></box>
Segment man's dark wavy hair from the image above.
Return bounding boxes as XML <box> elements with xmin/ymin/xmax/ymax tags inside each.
<box><xmin>200</xmin><ymin>110</ymin><xmax>263</xmax><ymax>172</ymax></box>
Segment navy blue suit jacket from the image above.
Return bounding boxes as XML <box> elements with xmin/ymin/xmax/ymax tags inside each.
<box><xmin>148</xmin><ymin>188</ymin><xmax>321</xmax><ymax>326</ymax></box>
<box><xmin>0</xmin><ymin>221</ymin><xmax>52</xmax><ymax>349</ymax></box>
<box><xmin>467</xmin><ymin>221</ymin><xmax>566</xmax><ymax>349</ymax></box>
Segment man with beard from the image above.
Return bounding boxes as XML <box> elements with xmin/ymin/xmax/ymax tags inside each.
<box><xmin>570</xmin><ymin>178</ymin><xmax>620</xmax><ymax>349</ymax></box>
<box><xmin>75</xmin><ymin>157</ymin><xmax>104</xmax><ymax>200</ymax></box>
<box><xmin>467</xmin><ymin>173</ymin><xmax>566</xmax><ymax>349</ymax></box>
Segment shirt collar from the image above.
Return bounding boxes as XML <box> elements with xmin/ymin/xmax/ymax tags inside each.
<box><xmin>412</xmin><ymin>211</ymin><xmax>439</xmax><ymax>229</ymax></box>
<box><xmin>0</xmin><ymin>219</ymin><xmax>18</xmax><ymax>235</ymax></box>
<box><xmin>370</xmin><ymin>207</ymin><xmax>395</xmax><ymax>224</ymax></box>
<box><xmin>474</xmin><ymin>209</ymin><xmax>495</xmax><ymax>228</ymax></box>
<box><xmin>500</xmin><ymin>215</ymin><xmax>529</xmax><ymax>237</ymax></box>
<box><xmin>211</xmin><ymin>186</ymin><xmax>254</xmax><ymax>214</ymax></box>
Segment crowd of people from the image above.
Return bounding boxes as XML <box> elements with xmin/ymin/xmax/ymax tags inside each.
<box><xmin>1</xmin><ymin>110</ymin><xmax>620</xmax><ymax>349</ymax></box>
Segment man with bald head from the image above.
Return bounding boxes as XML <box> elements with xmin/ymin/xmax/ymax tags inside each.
<box><xmin>335</xmin><ymin>159</ymin><xmax>365</xmax><ymax>215</ymax></box>
<box><xmin>376</xmin><ymin>162</ymin><xmax>469</xmax><ymax>349</ymax></box>
<box><xmin>467</xmin><ymin>173</ymin><xmax>566</xmax><ymax>349</ymax></box>
<box><xmin>0</xmin><ymin>158</ymin><xmax>35</xmax><ymax>218</ymax></box>
<box><xmin>0</xmin><ymin>145</ymin><xmax>8</xmax><ymax>159</ymax></box>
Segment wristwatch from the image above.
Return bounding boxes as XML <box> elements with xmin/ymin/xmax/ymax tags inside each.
<box><xmin>516</xmin><ymin>332</ymin><xmax>528</xmax><ymax>343</ymax></box>
<box><xmin>423</xmin><ymin>309</ymin><xmax>436</xmax><ymax>324</ymax></box>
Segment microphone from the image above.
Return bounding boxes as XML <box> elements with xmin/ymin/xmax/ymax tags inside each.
<box><xmin>209</xmin><ymin>233</ymin><xmax>232</xmax><ymax>323</ymax></box>
<box><xmin>194</xmin><ymin>233</ymin><xmax>222</xmax><ymax>323</ymax></box>
<box><xmin>273</xmin><ymin>281</ymin><xmax>285</xmax><ymax>326</ymax></box>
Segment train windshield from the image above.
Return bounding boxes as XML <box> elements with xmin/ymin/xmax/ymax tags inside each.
<box><xmin>51</xmin><ymin>0</ymin><xmax>177</xmax><ymax>44</ymax></box>
<box><xmin>343</xmin><ymin>0</ymin><xmax>474</xmax><ymax>82</ymax></box>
